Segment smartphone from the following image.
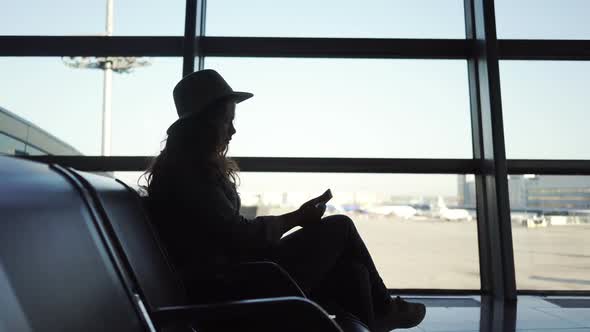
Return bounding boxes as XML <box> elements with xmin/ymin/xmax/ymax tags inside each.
<box><xmin>314</xmin><ymin>189</ymin><xmax>333</xmax><ymax>208</ymax></box>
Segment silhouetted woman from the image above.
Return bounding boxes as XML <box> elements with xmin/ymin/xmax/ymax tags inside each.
<box><xmin>144</xmin><ymin>70</ymin><xmax>425</xmax><ymax>332</ymax></box>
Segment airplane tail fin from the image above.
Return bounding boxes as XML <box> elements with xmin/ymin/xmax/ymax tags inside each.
<box><xmin>437</xmin><ymin>196</ymin><xmax>447</xmax><ymax>209</ymax></box>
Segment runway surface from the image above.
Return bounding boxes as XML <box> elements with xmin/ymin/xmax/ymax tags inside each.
<box><xmin>347</xmin><ymin>214</ymin><xmax>590</xmax><ymax>290</ymax></box>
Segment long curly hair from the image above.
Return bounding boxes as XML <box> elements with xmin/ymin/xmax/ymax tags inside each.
<box><xmin>141</xmin><ymin>100</ymin><xmax>239</xmax><ymax>196</ymax></box>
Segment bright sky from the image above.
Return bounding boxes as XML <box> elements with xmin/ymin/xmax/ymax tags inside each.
<box><xmin>1</xmin><ymin>1</ymin><xmax>589</xmax><ymax>198</ymax></box>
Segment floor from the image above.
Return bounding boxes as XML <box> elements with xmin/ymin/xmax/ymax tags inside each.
<box><xmin>399</xmin><ymin>296</ymin><xmax>590</xmax><ymax>332</ymax></box>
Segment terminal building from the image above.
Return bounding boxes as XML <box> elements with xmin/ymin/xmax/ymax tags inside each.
<box><xmin>0</xmin><ymin>106</ymin><xmax>80</xmax><ymax>156</ymax></box>
<box><xmin>459</xmin><ymin>174</ymin><xmax>590</xmax><ymax>213</ymax></box>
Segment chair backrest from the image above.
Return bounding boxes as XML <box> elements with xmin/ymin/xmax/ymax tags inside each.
<box><xmin>0</xmin><ymin>262</ymin><xmax>33</xmax><ymax>332</ymax></box>
<box><xmin>0</xmin><ymin>156</ymin><xmax>147</xmax><ymax>332</ymax></box>
<box><xmin>70</xmin><ymin>170</ymin><xmax>188</xmax><ymax>310</ymax></box>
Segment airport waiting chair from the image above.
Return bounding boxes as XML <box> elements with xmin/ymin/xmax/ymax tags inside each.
<box><xmin>0</xmin><ymin>156</ymin><xmax>147</xmax><ymax>332</ymax></box>
<box><xmin>0</xmin><ymin>155</ymin><xmax>367</xmax><ymax>331</ymax></box>
<box><xmin>65</xmin><ymin>165</ymin><xmax>369</xmax><ymax>332</ymax></box>
<box><xmin>70</xmin><ymin>169</ymin><xmax>306</xmax><ymax>302</ymax></box>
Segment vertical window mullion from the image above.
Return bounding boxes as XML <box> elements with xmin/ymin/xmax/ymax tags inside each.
<box><xmin>465</xmin><ymin>0</ymin><xmax>516</xmax><ymax>301</ymax></box>
<box><xmin>182</xmin><ymin>0</ymin><xmax>197</xmax><ymax>76</ymax></box>
<box><xmin>195</xmin><ymin>0</ymin><xmax>207</xmax><ymax>70</ymax></box>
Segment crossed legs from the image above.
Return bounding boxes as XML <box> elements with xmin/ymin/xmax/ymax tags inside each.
<box><xmin>273</xmin><ymin>215</ymin><xmax>391</xmax><ymax>329</ymax></box>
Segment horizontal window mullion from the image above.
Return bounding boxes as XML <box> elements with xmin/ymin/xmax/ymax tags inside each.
<box><xmin>4</xmin><ymin>37</ymin><xmax>590</xmax><ymax>60</ymax></box>
<box><xmin>0</xmin><ymin>36</ymin><xmax>184</xmax><ymax>57</ymax></box>
<box><xmin>203</xmin><ymin>38</ymin><xmax>590</xmax><ymax>60</ymax></box>
<box><xmin>21</xmin><ymin>156</ymin><xmax>590</xmax><ymax>174</ymax></box>
<box><xmin>499</xmin><ymin>40</ymin><xmax>590</xmax><ymax>61</ymax></box>
<box><xmin>235</xmin><ymin>157</ymin><xmax>478</xmax><ymax>173</ymax></box>
<box><xmin>507</xmin><ymin>160</ymin><xmax>590</xmax><ymax>175</ymax></box>
<box><xmin>20</xmin><ymin>156</ymin><xmax>479</xmax><ymax>174</ymax></box>
<box><xmin>200</xmin><ymin>37</ymin><xmax>471</xmax><ymax>59</ymax></box>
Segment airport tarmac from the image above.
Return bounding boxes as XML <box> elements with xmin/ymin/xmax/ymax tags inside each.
<box><xmin>348</xmin><ymin>215</ymin><xmax>590</xmax><ymax>291</ymax></box>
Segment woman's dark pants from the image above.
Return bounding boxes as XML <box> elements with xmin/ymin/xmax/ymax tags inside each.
<box><xmin>272</xmin><ymin>214</ymin><xmax>391</xmax><ymax>329</ymax></box>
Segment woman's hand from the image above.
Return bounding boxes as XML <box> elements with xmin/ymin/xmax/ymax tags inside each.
<box><xmin>297</xmin><ymin>197</ymin><xmax>327</xmax><ymax>227</ymax></box>
<box><xmin>279</xmin><ymin>194</ymin><xmax>329</xmax><ymax>231</ymax></box>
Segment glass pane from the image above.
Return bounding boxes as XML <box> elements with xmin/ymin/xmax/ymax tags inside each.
<box><xmin>0</xmin><ymin>57</ymin><xmax>182</xmax><ymax>156</ymax></box>
<box><xmin>0</xmin><ymin>133</ymin><xmax>26</xmax><ymax>155</ymax></box>
<box><xmin>496</xmin><ymin>0</ymin><xmax>590</xmax><ymax>40</ymax></box>
<box><xmin>110</xmin><ymin>58</ymin><xmax>181</xmax><ymax>156</ymax></box>
<box><xmin>2</xmin><ymin>106</ymin><xmax>81</xmax><ymax>156</ymax></box>
<box><xmin>205</xmin><ymin>58</ymin><xmax>473</xmax><ymax>158</ymax></box>
<box><xmin>507</xmin><ymin>175</ymin><xmax>590</xmax><ymax>290</ymax></box>
<box><xmin>500</xmin><ymin>61</ymin><xmax>590</xmax><ymax>159</ymax></box>
<box><xmin>120</xmin><ymin>171</ymin><xmax>479</xmax><ymax>289</ymax></box>
<box><xmin>237</xmin><ymin>172</ymin><xmax>479</xmax><ymax>289</ymax></box>
<box><xmin>1</xmin><ymin>0</ymin><xmax>184</xmax><ymax>36</ymax></box>
<box><xmin>206</xmin><ymin>0</ymin><xmax>466</xmax><ymax>38</ymax></box>
<box><xmin>0</xmin><ymin>58</ymin><xmax>102</xmax><ymax>155</ymax></box>
<box><xmin>25</xmin><ymin>145</ymin><xmax>47</xmax><ymax>156</ymax></box>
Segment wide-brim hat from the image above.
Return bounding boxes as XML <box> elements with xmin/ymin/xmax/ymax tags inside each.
<box><xmin>167</xmin><ymin>69</ymin><xmax>253</xmax><ymax>134</ymax></box>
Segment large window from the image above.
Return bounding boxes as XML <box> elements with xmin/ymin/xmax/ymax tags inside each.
<box><xmin>3</xmin><ymin>0</ymin><xmax>590</xmax><ymax>295</ymax></box>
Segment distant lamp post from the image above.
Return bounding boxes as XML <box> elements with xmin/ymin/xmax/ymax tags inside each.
<box><xmin>61</xmin><ymin>0</ymin><xmax>150</xmax><ymax>156</ymax></box>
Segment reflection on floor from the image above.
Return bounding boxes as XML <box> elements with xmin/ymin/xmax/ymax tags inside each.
<box><xmin>397</xmin><ymin>296</ymin><xmax>590</xmax><ymax>332</ymax></box>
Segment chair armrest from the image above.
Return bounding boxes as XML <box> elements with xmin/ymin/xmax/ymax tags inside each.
<box><xmin>225</xmin><ymin>261</ymin><xmax>306</xmax><ymax>298</ymax></box>
<box><xmin>152</xmin><ymin>296</ymin><xmax>342</xmax><ymax>332</ymax></box>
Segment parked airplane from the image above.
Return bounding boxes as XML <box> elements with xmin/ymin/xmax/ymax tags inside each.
<box><xmin>366</xmin><ymin>205</ymin><xmax>418</xmax><ymax>219</ymax></box>
<box><xmin>436</xmin><ymin>197</ymin><xmax>472</xmax><ymax>221</ymax></box>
